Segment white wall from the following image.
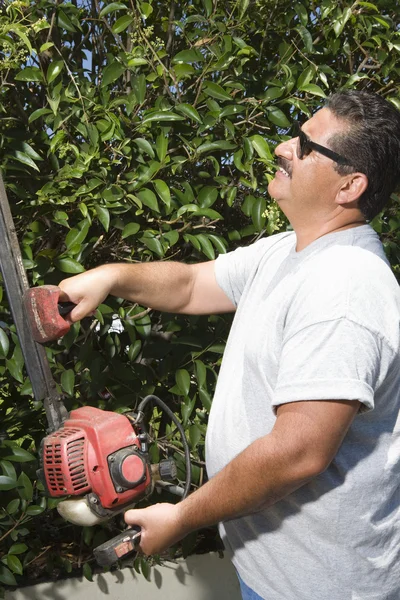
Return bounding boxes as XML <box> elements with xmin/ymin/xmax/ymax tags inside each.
<box><xmin>6</xmin><ymin>552</ymin><xmax>242</xmax><ymax>600</ymax></box>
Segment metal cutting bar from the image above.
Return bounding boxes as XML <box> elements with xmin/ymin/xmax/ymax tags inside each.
<box><xmin>0</xmin><ymin>173</ymin><xmax>67</xmax><ymax>431</ymax></box>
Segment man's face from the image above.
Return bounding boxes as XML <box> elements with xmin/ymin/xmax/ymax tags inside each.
<box><xmin>268</xmin><ymin>108</ymin><xmax>351</xmax><ymax>222</ymax></box>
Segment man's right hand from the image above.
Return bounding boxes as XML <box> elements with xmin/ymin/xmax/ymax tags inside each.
<box><xmin>58</xmin><ymin>265</ymin><xmax>115</xmax><ymax>322</ymax></box>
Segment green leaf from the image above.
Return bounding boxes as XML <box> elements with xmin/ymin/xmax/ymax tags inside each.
<box><xmin>8</xmin><ymin>544</ymin><xmax>27</xmax><ymax>556</ymax></box>
<box><xmin>28</xmin><ymin>108</ymin><xmax>52</xmax><ymax>123</ymax></box>
<box><xmin>95</xmin><ymin>204</ymin><xmax>110</xmax><ymax>232</ymax></box>
<box><xmin>251</xmin><ymin>197</ymin><xmax>266</xmax><ymax>231</ymax></box>
<box><xmin>100</xmin><ymin>3</ymin><xmax>127</xmax><ymax>17</ymax></box>
<box><xmin>199</xmin><ymin>388</ymin><xmax>212</xmax><ymax>411</ymax></box>
<box><xmin>0</xmin><ymin>476</ymin><xmax>17</xmax><ymax>491</ymax></box>
<box><xmin>207</xmin><ymin>234</ymin><xmax>227</xmax><ymax>254</ymax></box>
<box><xmin>162</xmin><ymin>230</ymin><xmax>179</xmax><ymax>246</ymax></box>
<box><xmin>83</xmin><ymin>562</ymin><xmax>93</xmax><ymax>582</ymax></box>
<box><xmin>300</xmin><ymin>83</ymin><xmax>326</xmax><ymax>98</ymax></box>
<box><xmin>172</xmin><ymin>49</ymin><xmax>205</xmax><ymax>64</ymax></box>
<box><xmin>189</xmin><ymin>424</ymin><xmax>202</xmax><ymax>450</ymax></box>
<box><xmin>153</xmin><ymin>179</ymin><xmax>171</xmax><ymax>208</ymax></box>
<box><xmin>176</xmin><ymin>369</ymin><xmax>191</xmax><ymax>396</ymax></box>
<box><xmin>136</xmin><ymin>189</ymin><xmax>160</xmax><ymax>212</ymax></box>
<box><xmin>11</xmin><ymin>26</ymin><xmax>33</xmax><ymax>55</ymax></box>
<box><xmin>12</xmin><ymin>151</ymin><xmax>40</xmax><ymax>172</ymax></box>
<box><xmin>372</xmin><ymin>15</ymin><xmax>390</xmax><ymax>28</ymax></box>
<box><xmin>133</xmin><ymin>138</ymin><xmax>155</xmax><ymax>158</ymax></box>
<box><xmin>102</xmin><ymin>61</ymin><xmax>125</xmax><ymax>87</ymax></box>
<box><xmin>141</xmin><ymin>112</ymin><xmax>185</xmax><ymax>124</ymax></box>
<box><xmin>294</xmin><ymin>3</ymin><xmax>308</xmax><ymax>25</ymax></box>
<box><xmin>132</xmin><ymin>74</ymin><xmax>146</xmax><ymax>103</ymax></box>
<box><xmin>140</xmin><ymin>234</ymin><xmax>164</xmax><ymax>257</ymax></box>
<box><xmin>40</xmin><ymin>42</ymin><xmax>54</xmax><ymax>53</ymax></box>
<box><xmin>139</xmin><ymin>2</ymin><xmax>153</xmax><ymax>18</ymax></box>
<box><xmin>7</xmin><ymin>555</ymin><xmax>23</xmax><ymax>576</ymax></box>
<box><xmin>356</xmin><ymin>1</ymin><xmax>378</xmax><ymax>10</ymax></box>
<box><xmin>297</xmin><ymin>25</ymin><xmax>313</xmax><ymax>53</ymax></box>
<box><xmin>238</xmin><ymin>0</ymin><xmax>250</xmax><ymax>18</ymax></box>
<box><xmin>65</xmin><ymin>221</ymin><xmax>90</xmax><ymax>250</ymax></box>
<box><xmin>6</xmin><ymin>500</ymin><xmax>20</xmax><ymax>515</ymax></box>
<box><xmin>194</xmin><ymin>360</ymin><xmax>207</xmax><ymax>387</ymax></box>
<box><xmin>198</xmin><ymin>187</ymin><xmax>218</xmax><ymax>208</ymax></box>
<box><xmin>3</xmin><ymin>446</ymin><xmax>34</xmax><ymax>463</ymax></box>
<box><xmin>55</xmin><ymin>257</ymin><xmax>85</xmax><ymax>274</ymax></box>
<box><xmin>57</xmin><ymin>10</ymin><xmax>77</xmax><ymax>33</ymax></box>
<box><xmin>197</xmin><ymin>140</ymin><xmax>236</xmax><ymax>154</ymax></box>
<box><xmin>175</xmin><ymin>104</ymin><xmax>202</xmax><ymax>124</ymax></box>
<box><xmin>196</xmin><ymin>234</ymin><xmax>215</xmax><ymax>260</ymax></box>
<box><xmin>0</xmin><ymin>565</ymin><xmax>17</xmax><ymax>587</ymax></box>
<box><xmin>15</xmin><ymin>142</ymin><xmax>42</xmax><ymax>162</ymax></box>
<box><xmin>0</xmin><ymin>328</ymin><xmax>9</xmax><ymax>358</ymax></box>
<box><xmin>26</xmin><ymin>505</ymin><xmax>45</xmax><ymax>516</ymax></box>
<box><xmin>121</xmin><ymin>223</ymin><xmax>140</xmax><ymax>238</ymax></box>
<box><xmin>220</xmin><ymin>105</ymin><xmax>245</xmax><ymax>118</ymax></box>
<box><xmin>112</xmin><ymin>15</ymin><xmax>134</xmax><ymax>33</ymax></box>
<box><xmin>61</xmin><ymin>369</ymin><xmax>75</xmax><ymax>396</ymax></box>
<box><xmin>47</xmin><ymin>61</ymin><xmax>64</xmax><ymax>84</ymax></box>
<box><xmin>297</xmin><ymin>65</ymin><xmax>314</xmax><ymax>89</ymax></box>
<box><xmin>17</xmin><ymin>472</ymin><xmax>33</xmax><ymax>502</ymax></box>
<box><xmin>250</xmin><ymin>135</ymin><xmax>273</xmax><ymax>160</ymax></box>
<box><xmin>180</xmin><ymin>394</ymin><xmax>195</xmax><ymax>421</ymax></box>
<box><xmin>5</xmin><ymin>359</ymin><xmax>23</xmax><ymax>383</ymax></box>
<box><xmin>267</xmin><ymin>107</ymin><xmax>290</xmax><ymax>128</ymax></box>
<box><xmin>203</xmin><ymin>82</ymin><xmax>232</xmax><ymax>102</ymax></box>
<box><xmin>1</xmin><ymin>461</ymin><xmax>16</xmax><ymax>481</ymax></box>
<box><xmin>388</xmin><ymin>97</ymin><xmax>400</xmax><ymax>112</ymax></box>
<box><xmin>14</xmin><ymin>67</ymin><xmax>43</xmax><ymax>82</ymax></box>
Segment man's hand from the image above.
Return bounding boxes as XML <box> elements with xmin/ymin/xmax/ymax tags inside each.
<box><xmin>124</xmin><ymin>503</ymin><xmax>188</xmax><ymax>556</ymax></box>
<box><xmin>58</xmin><ymin>266</ymin><xmax>116</xmax><ymax>322</ymax></box>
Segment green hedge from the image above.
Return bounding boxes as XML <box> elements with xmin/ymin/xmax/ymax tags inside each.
<box><xmin>0</xmin><ymin>0</ymin><xmax>399</xmax><ymax>593</ymax></box>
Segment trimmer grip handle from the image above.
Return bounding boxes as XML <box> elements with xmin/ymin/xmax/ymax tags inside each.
<box><xmin>94</xmin><ymin>526</ymin><xmax>141</xmax><ymax>567</ymax></box>
<box><xmin>23</xmin><ymin>285</ymin><xmax>75</xmax><ymax>343</ymax></box>
<box><xmin>57</xmin><ymin>302</ymin><xmax>76</xmax><ymax>317</ymax></box>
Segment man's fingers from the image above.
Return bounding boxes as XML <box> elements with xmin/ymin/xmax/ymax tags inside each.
<box><xmin>124</xmin><ymin>509</ymin><xmax>145</xmax><ymax>527</ymax></box>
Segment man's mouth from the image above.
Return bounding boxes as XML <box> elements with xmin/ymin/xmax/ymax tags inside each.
<box><xmin>277</xmin><ymin>158</ymin><xmax>292</xmax><ymax>178</ymax></box>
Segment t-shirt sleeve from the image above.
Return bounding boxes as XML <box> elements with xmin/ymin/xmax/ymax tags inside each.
<box><xmin>273</xmin><ymin>317</ymin><xmax>393</xmax><ymax>412</ymax></box>
<box><xmin>215</xmin><ymin>235</ymin><xmax>293</xmax><ymax>306</ymax></box>
<box><xmin>215</xmin><ymin>242</ymin><xmax>265</xmax><ymax>306</ymax></box>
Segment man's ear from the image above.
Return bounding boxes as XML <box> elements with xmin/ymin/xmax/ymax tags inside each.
<box><xmin>336</xmin><ymin>172</ymin><xmax>369</xmax><ymax>206</ymax></box>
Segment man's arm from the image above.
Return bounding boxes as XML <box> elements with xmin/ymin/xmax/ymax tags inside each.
<box><xmin>58</xmin><ymin>260</ymin><xmax>235</xmax><ymax>321</ymax></box>
<box><xmin>125</xmin><ymin>398</ymin><xmax>360</xmax><ymax>554</ymax></box>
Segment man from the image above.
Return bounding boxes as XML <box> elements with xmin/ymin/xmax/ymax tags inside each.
<box><xmin>59</xmin><ymin>90</ymin><xmax>400</xmax><ymax>599</ymax></box>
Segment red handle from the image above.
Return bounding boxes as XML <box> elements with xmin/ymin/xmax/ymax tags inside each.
<box><xmin>23</xmin><ymin>285</ymin><xmax>73</xmax><ymax>343</ymax></box>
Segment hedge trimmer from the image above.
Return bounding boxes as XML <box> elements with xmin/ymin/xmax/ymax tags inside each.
<box><xmin>0</xmin><ymin>174</ymin><xmax>191</xmax><ymax>567</ymax></box>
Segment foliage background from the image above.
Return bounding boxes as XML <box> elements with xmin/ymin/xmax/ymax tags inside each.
<box><xmin>0</xmin><ymin>0</ymin><xmax>399</xmax><ymax>592</ymax></box>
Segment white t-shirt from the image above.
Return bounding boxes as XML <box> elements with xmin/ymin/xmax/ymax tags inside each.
<box><xmin>206</xmin><ymin>225</ymin><xmax>400</xmax><ymax>600</ymax></box>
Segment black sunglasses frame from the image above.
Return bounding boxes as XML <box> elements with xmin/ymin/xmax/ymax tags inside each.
<box><xmin>292</xmin><ymin>122</ymin><xmax>352</xmax><ymax>166</ymax></box>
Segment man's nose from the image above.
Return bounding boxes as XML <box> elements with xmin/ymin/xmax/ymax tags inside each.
<box><xmin>275</xmin><ymin>136</ymin><xmax>297</xmax><ymax>158</ymax></box>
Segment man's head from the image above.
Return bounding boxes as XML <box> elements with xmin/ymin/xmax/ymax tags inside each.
<box><xmin>268</xmin><ymin>90</ymin><xmax>400</xmax><ymax>225</ymax></box>
<box><xmin>325</xmin><ymin>90</ymin><xmax>400</xmax><ymax>220</ymax></box>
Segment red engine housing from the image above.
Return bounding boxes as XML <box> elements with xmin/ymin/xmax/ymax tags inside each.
<box><xmin>42</xmin><ymin>406</ymin><xmax>151</xmax><ymax>509</ymax></box>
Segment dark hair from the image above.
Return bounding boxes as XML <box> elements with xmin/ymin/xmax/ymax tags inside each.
<box><xmin>325</xmin><ymin>90</ymin><xmax>400</xmax><ymax>220</ymax></box>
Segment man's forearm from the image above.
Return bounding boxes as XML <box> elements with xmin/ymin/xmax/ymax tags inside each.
<box><xmin>175</xmin><ymin>431</ymin><xmax>318</xmax><ymax>536</ymax></box>
<box><xmin>125</xmin><ymin>400</ymin><xmax>357</xmax><ymax>555</ymax></box>
<box><xmin>104</xmin><ymin>261</ymin><xmax>196</xmax><ymax>313</ymax></box>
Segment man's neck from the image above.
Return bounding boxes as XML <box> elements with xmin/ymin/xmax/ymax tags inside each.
<box><xmin>294</xmin><ymin>217</ymin><xmax>367</xmax><ymax>252</ymax></box>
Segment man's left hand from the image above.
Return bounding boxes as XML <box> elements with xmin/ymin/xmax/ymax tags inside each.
<box><xmin>124</xmin><ymin>502</ymin><xmax>188</xmax><ymax>556</ymax></box>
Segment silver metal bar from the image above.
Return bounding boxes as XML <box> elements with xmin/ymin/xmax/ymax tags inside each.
<box><xmin>0</xmin><ymin>173</ymin><xmax>67</xmax><ymax>431</ymax></box>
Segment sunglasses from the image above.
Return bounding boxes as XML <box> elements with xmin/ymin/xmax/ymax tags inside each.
<box><xmin>292</xmin><ymin>122</ymin><xmax>352</xmax><ymax>166</ymax></box>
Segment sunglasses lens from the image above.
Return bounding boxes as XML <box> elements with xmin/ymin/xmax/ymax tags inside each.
<box><xmin>298</xmin><ymin>131</ymin><xmax>311</xmax><ymax>159</ymax></box>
